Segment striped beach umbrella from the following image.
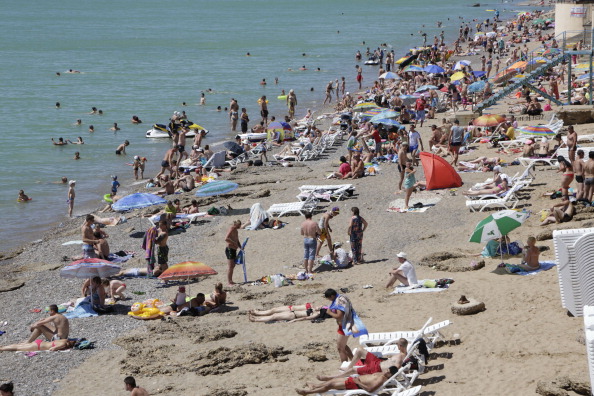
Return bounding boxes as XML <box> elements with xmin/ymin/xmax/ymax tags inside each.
<box><xmin>370</xmin><ymin>110</ymin><xmax>400</xmax><ymax>122</ymax></box>
<box><xmin>415</xmin><ymin>85</ymin><xmax>438</xmax><ymax>93</ymax></box>
<box><xmin>379</xmin><ymin>72</ymin><xmax>400</xmax><ymax>80</ymax></box>
<box><xmin>469</xmin><ymin>210</ymin><xmax>529</xmax><ymax>244</ymax></box>
<box><xmin>518</xmin><ymin>125</ymin><xmax>555</xmax><ymax>137</ymax></box>
<box><xmin>473</xmin><ymin>114</ymin><xmax>505</xmax><ymax>127</ymax></box>
<box><xmin>454</xmin><ymin>60</ymin><xmax>471</xmax><ymax>70</ymax></box>
<box><xmin>353</xmin><ymin>102</ymin><xmax>379</xmax><ymax>112</ymax></box>
<box><xmin>370</xmin><ymin>118</ymin><xmax>401</xmax><ymax>127</ymax></box>
<box><xmin>403</xmin><ymin>65</ymin><xmax>424</xmax><ymax>72</ymax></box>
<box><xmin>195</xmin><ymin>180</ymin><xmax>238</xmax><ymax>197</ymax></box>
<box><xmin>158</xmin><ymin>261</ymin><xmax>217</xmax><ymax>281</ymax></box>
<box><xmin>60</xmin><ymin>258</ymin><xmax>121</xmax><ymax>279</ymax></box>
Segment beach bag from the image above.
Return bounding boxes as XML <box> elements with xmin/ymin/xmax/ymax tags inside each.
<box><xmin>207</xmin><ymin>207</ymin><xmax>220</xmax><ymax>215</ymax></box>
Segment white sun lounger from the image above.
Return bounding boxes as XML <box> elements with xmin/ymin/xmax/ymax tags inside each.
<box><xmin>583</xmin><ymin>305</ymin><xmax>594</xmax><ymax>391</ymax></box>
<box><xmin>148</xmin><ymin>212</ymin><xmax>206</xmax><ymax>226</ymax></box>
<box><xmin>298</xmin><ymin>184</ymin><xmax>354</xmax><ymax>201</ymax></box>
<box><xmin>465</xmin><ymin>183</ymin><xmax>524</xmax><ymax>212</ymax></box>
<box><xmin>359</xmin><ymin>318</ymin><xmax>451</xmax><ymax>349</ymax></box>
<box><xmin>319</xmin><ymin>365</ymin><xmax>421</xmax><ymax>396</ymax></box>
<box><xmin>267</xmin><ymin>192</ymin><xmax>319</xmax><ymax>217</ymax></box>
<box><xmin>557</xmin><ymin>147</ymin><xmax>594</xmax><ymax>161</ymax></box>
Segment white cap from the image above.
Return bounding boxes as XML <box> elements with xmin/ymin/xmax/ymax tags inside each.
<box><xmin>493</xmin><ymin>165</ymin><xmax>502</xmax><ymax>173</ymax></box>
<box><xmin>69</xmin><ymin>180</ymin><xmax>76</xmax><ymax>185</ymax></box>
<box><xmin>346</xmin><ymin>92</ymin><xmax>350</xmax><ymax>95</ymax></box>
<box><xmin>397</xmin><ymin>252</ymin><xmax>407</xmax><ymax>258</ymax></box>
<box><xmin>134</xmin><ymin>155</ymin><xmax>140</xmax><ymax>160</ymax></box>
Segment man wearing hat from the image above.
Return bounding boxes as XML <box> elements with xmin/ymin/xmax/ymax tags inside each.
<box><xmin>386</xmin><ymin>252</ymin><xmax>418</xmax><ymax>288</ymax></box>
<box><xmin>316</xmin><ymin>207</ymin><xmax>340</xmax><ymax>257</ymax></box>
<box><xmin>414</xmin><ymin>94</ymin><xmax>427</xmax><ymax>127</ymax></box>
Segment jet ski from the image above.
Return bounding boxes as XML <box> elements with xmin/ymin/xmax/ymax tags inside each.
<box><xmin>145</xmin><ymin>123</ymin><xmax>208</xmax><ymax>138</ymax></box>
<box><xmin>364</xmin><ymin>57</ymin><xmax>380</xmax><ymax>66</ymax></box>
<box><xmin>236</xmin><ymin>132</ymin><xmax>268</xmax><ymax>142</ymax></box>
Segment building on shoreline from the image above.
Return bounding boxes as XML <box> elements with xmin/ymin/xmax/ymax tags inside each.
<box><xmin>555</xmin><ymin>0</ymin><xmax>594</xmax><ymax>45</ymax></box>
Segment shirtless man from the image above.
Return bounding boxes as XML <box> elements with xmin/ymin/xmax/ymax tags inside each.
<box><xmin>155</xmin><ymin>146</ymin><xmax>178</xmax><ymax>179</ymax></box>
<box><xmin>183</xmin><ymin>199</ymin><xmax>200</xmax><ymax>214</ymax></box>
<box><xmin>51</xmin><ymin>137</ymin><xmax>67</xmax><ymax>145</ymax></box>
<box><xmin>316</xmin><ymin>207</ymin><xmax>339</xmax><ymax>257</ymax></box>
<box><xmin>153</xmin><ymin>221</ymin><xmax>169</xmax><ymax>277</ymax></box>
<box><xmin>177</xmin><ymin>128</ymin><xmax>189</xmax><ymax>161</ymax></box>
<box><xmin>27</xmin><ymin>305</ymin><xmax>69</xmax><ymax>343</ymax></box>
<box><xmin>301</xmin><ymin>212</ymin><xmax>321</xmax><ymax>274</ymax></box>
<box><xmin>175</xmin><ymin>169</ymin><xmax>195</xmax><ymax>192</ymax></box>
<box><xmin>81</xmin><ymin>214</ymin><xmax>96</xmax><ymax>258</ymax></box>
<box><xmin>156</xmin><ymin>175</ymin><xmax>175</xmax><ymax>196</ymax></box>
<box><xmin>574</xmin><ymin>150</ymin><xmax>585</xmax><ymax>201</ymax></box>
<box><xmin>584</xmin><ymin>151</ymin><xmax>594</xmax><ymax>203</ymax></box>
<box><xmin>566</xmin><ymin>125</ymin><xmax>577</xmax><ymax>162</ymax></box>
<box><xmin>110</xmin><ymin>123</ymin><xmax>121</xmax><ymax>131</ymax></box>
<box><xmin>259</xmin><ymin>96</ymin><xmax>268</xmax><ymax>126</ymax></box>
<box><xmin>295</xmin><ymin>368</ymin><xmax>397</xmax><ymax>395</ymax></box>
<box><xmin>224</xmin><ymin>220</ymin><xmax>242</xmax><ymax>286</ymax></box>
<box><xmin>124</xmin><ymin>377</ymin><xmax>149</xmax><ymax>396</ymax></box>
<box><xmin>317</xmin><ymin>338</ymin><xmax>409</xmax><ymax>380</ymax></box>
<box><xmin>350</xmin><ymin>154</ymin><xmax>365</xmax><ymax>179</ymax></box>
<box><xmin>67</xmin><ymin>180</ymin><xmax>76</xmax><ymax>217</ymax></box>
<box><xmin>514</xmin><ymin>236</ymin><xmax>540</xmax><ymax>271</ymax></box>
<box><xmin>428</xmin><ymin>125</ymin><xmax>443</xmax><ymax>150</ymax></box>
<box><xmin>93</xmin><ymin>230</ymin><xmax>110</xmax><ymax>259</ymax></box>
<box><xmin>193</xmin><ymin>129</ymin><xmax>207</xmax><ymax>148</ymax></box>
<box><xmin>397</xmin><ymin>143</ymin><xmax>409</xmax><ymax>192</ymax></box>
<box><xmin>115</xmin><ymin>140</ymin><xmax>129</xmax><ymax>155</ymax></box>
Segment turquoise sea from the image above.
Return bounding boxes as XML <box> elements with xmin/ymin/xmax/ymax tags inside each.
<box><xmin>0</xmin><ymin>0</ymin><xmax>528</xmax><ymax>252</ymax></box>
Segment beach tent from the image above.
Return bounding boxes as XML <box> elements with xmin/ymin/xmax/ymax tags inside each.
<box><xmin>420</xmin><ymin>152</ymin><xmax>462</xmax><ymax>190</ymax></box>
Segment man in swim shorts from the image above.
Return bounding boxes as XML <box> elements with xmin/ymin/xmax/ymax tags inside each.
<box><xmin>301</xmin><ymin>212</ymin><xmax>321</xmax><ymax>274</ymax></box>
<box><xmin>81</xmin><ymin>214</ymin><xmax>97</xmax><ymax>258</ymax></box>
<box><xmin>316</xmin><ymin>207</ymin><xmax>339</xmax><ymax>257</ymax></box>
<box><xmin>27</xmin><ymin>304</ymin><xmax>69</xmax><ymax>343</ymax></box>
<box><xmin>156</xmin><ymin>146</ymin><xmax>178</xmax><ymax>179</ymax></box>
<box><xmin>124</xmin><ymin>376</ymin><xmax>149</xmax><ymax>396</ymax></box>
<box><xmin>584</xmin><ymin>151</ymin><xmax>594</xmax><ymax>203</ymax></box>
<box><xmin>224</xmin><ymin>220</ymin><xmax>242</xmax><ymax>286</ymax></box>
<box><xmin>295</xmin><ymin>367</ymin><xmax>398</xmax><ymax>395</ymax></box>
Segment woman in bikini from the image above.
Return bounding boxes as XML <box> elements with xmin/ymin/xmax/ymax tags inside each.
<box><xmin>248</xmin><ymin>304</ymin><xmax>327</xmax><ymax>322</ymax></box>
<box><xmin>205</xmin><ymin>282</ymin><xmax>227</xmax><ymax>308</ymax></box>
<box><xmin>0</xmin><ymin>339</ymin><xmax>76</xmax><ymax>352</ymax></box>
<box><xmin>557</xmin><ymin>155</ymin><xmax>574</xmax><ymax>199</ymax></box>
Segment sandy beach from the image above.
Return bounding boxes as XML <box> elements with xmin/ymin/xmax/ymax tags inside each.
<box><xmin>2</xmin><ymin>2</ymin><xmax>594</xmax><ymax>396</ymax></box>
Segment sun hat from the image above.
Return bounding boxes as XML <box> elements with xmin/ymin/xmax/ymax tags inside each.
<box><xmin>69</xmin><ymin>180</ymin><xmax>76</xmax><ymax>185</ymax></box>
<box><xmin>397</xmin><ymin>252</ymin><xmax>407</xmax><ymax>258</ymax></box>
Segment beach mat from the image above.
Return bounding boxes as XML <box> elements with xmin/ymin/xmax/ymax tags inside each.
<box><xmin>390</xmin><ymin>280</ymin><xmax>450</xmax><ymax>295</ymax></box>
<box><xmin>504</xmin><ymin>261</ymin><xmax>556</xmax><ymax>276</ymax></box>
<box><xmin>387</xmin><ymin>196</ymin><xmax>441</xmax><ymax>213</ymax></box>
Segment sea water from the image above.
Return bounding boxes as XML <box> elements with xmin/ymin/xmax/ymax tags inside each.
<box><xmin>0</xmin><ymin>0</ymin><xmax>528</xmax><ymax>252</ymax></box>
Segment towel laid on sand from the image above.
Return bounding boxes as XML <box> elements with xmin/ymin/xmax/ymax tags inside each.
<box><xmin>504</xmin><ymin>261</ymin><xmax>556</xmax><ymax>276</ymax></box>
<box><xmin>107</xmin><ymin>251</ymin><xmax>135</xmax><ymax>263</ymax></box>
<box><xmin>64</xmin><ymin>301</ymin><xmax>97</xmax><ymax>319</ymax></box>
<box><xmin>390</xmin><ymin>279</ymin><xmax>453</xmax><ymax>295</ymax></box>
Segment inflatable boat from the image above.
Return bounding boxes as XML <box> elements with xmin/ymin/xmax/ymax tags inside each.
<box><xmin>236</xmin><ymin>132</ymin><xmax>268</xmax><ymax>142</ymax></box>
<box><xmin>364</xmin><ymin>57</ymin><xmax>380</xmax><ymax>66</ymax></box>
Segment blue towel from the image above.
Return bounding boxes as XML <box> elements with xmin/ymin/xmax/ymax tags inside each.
<box><xmin>329</xmin><ymin>294</ymin><xmax>368</xmax><ymax>338</ymax></box>
<box><xmin>64</xmin><ymin>301</ymin><xmax>98</xmax><ymax>319</ymax></box>
<box><xmin>516</xmin><ymin>261</ymin><xmax>556</xmax><ymax>276</ymax></box>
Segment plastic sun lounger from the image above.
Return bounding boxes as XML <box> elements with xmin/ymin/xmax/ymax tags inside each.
<box><xmin>298</xmin><ymin>185</ymin><xmax>354</xmax><ymax>201</ymax></box>
<box><xmin>359</xmin><ymin>318</ymin><xmax>451</xmax><ymax>349</ymax></box>
<box><xmin>465</xmin><ymin>183</ymin><xmax>523</xmax><ymax>212</ymax></box>
<box><xmin>267</xmin><ymin>192</ymin><xmax>319</xmax><ymax>217</ymax></box>
<box><xmin>148</xmin><ymin>212</ymin><xmax>206</xmax><ymax>226</ymax></box>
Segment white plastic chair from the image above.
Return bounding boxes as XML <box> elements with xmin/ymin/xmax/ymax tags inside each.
<box><xmin>465</xmin><ymin>183</ymin><xmax>524</xmax><ymax>212</ymax></box>
<box><xmin>267</xmin><ymin>192</ymin><xmax>319</xmax><ymax>217</ymax></box>
<box><xmin>359</xmin><ymin>318</ymin><xmax>451</xmax><ymax>350</ymax></box>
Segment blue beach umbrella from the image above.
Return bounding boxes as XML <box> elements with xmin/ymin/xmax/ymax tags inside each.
<box><xmin>112</xmin><ymin>193</ymin><xmax>167</xmax><ymax>211</ymax></box>
<box><xmin>472</xmin><ymin>71</ymin><xmax>487</xmax><ymax>78</ymax></box>
<box><xmin>370</xmin><ymin>110</ymin><xmax>400</xmax><ymax>122</ymax></box>
<box><xmin>424</xmin><ymin>64</ymin><xmax>445</xmax><ymax>74</ymax></box>
<box><xmin>415</xmin><ymin>85</ymin><xmax>438</xmax><ymax>93</ymax></box>
<box><xmin>371</xmin><ymin>118</ymin><xmax>401</xmax><ymax>127</ymax></box>
<box><xmin>468</xmin><ymin>80</ymin><xmax>487</xmax><ymax>93</ymax></box>
<box><xmin>195</xmin><ymin>180</ymin><xmax>239</xmax><ymax>197</ymax></box>
<box><xmin>379</xmin><ymin>72</ymin><xmax>400</xmax><ymax>80</ymax></box>
<box><xmin>399</xmin><ymin>95</ymin><xmax>417</xmax><ymax>105</ymax></box>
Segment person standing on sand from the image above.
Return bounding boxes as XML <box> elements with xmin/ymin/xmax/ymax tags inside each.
<box><xmin>224</xmin><ymin>220</ymin><xmax>242</xmax><ymax>286</ymax></box>
<box><xmin>287</xmin><ymin>89</ymin><xmax>297</xmax><ymax>120</ymax></box>
<box><xmin>259</xmin><ymin>96</ymin><xmax>268</xmax><ymax>126</ymax></box>
<box><xmin>347</xmin><ymin>207</ymin><xmax>367</xmax><ymax>265</ymax></box>
<box><xmin>324</xmin><ymin>81</ymin><xmax>333</xmax><ymax>104</ymax></box>
<box><xmin>566</xmin><ymin>125</ymin><xmax>577</xmax><ymax>162</ymax></box>
<box><xmin>67</xmin><ymin>180</ymin><xmax>76</xmax><ymax>217</ymax></box>
<box><xmin>152</xmin><ymin>221</ymin><xmax>169</xmax><ymax>277</ymax></box>
<box><xmin>230</xmin><ymin>98</ymin><xmax>239</xmax><ymax>131</ymax></box>
<box><xmin>155</xmin><ymin>146</ymin><xmax>178</xmax><ymax>180</ymax></box>
<box><xmin>316</xmin><ymin>207</ymin><xmax>339</xmax><ymax>257</ymax></box>
<box><xmin>27</xmin><ymin>304</ymin><xmax>69</xmax><ymax>343</ymax></box>
<box><xmin>81</xmin><ymin>214</ymin><xmax>97</xmax><ymax>258</ymax></box>
<box><xmin>448</xmin><ymin>119</ymin><xmax>465</xmax><ymax>166</ymax></box>
<box><xmin>356</xmin><ymin>65</ymin><xmax>363</xmax><ymax>89</ymax></box>
<box><xmin>323</xmin><ymin>289</ymin><xmax>367</xmax><ymax>362</ymax></box>
<box><xmin>124</xmin><ymin>377</ymin><xmax>149</xmax><ymax>396</ymax></box>
<box><xmin>301</xmin><ymin>212</ymin><xmax>320</xmax><ymax>275</ymax></box>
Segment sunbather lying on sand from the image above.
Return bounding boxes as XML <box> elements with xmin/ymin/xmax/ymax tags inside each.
<box><xmin>0</xmin><ymin>339</ymin><xmax>76</xmax><ymax>352</ymax></box>
<box><xmin>248</xmin><ymin>304</ymin><xmax>328</xmax><ymax>322</ymax></box>
<box><xmin>295</xmin><ymin>368</ymin><xmax>397</xmax><ymax>395</ymax></box>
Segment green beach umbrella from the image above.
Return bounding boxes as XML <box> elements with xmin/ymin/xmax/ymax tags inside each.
<box><xmin>353</xmin><ymin>102</ymin><xmax>379</xmax><ymax>112</ymax></box>
<box><xmin>469</xmin><ymin>210</ymin><xmax>529</xmax><ymax>244</ymax></box>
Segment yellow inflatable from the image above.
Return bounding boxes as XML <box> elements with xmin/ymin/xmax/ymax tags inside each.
<box><xmin>257</xmin><ymin>98</ymin><xmax>269</xmax><ymax>104</ymax></box>
<box><xmin>277</xmin><ymin>95</ymin><xmax>287</xmax><ymax>100</ymax></box>
<box><xmin>128</xmin><ymin>299</ymin><xmax>165</xmax><ymax>320</ymax></box>
<box><xmin>103</xmin><ymin>194</ymin><xmax>113</xmax><ymax>204</ymax></box>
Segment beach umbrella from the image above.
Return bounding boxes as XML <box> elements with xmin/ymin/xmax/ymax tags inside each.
<box><xmin>473</xmin><ymin>114</ymin><xmax>505</xmax><ymax>127</ymax></box>
<box><xmin>353</xmin><ymin>102</ymin><xmax>379</xmax><ymax>112</ymax></box>
<box><xmin>415</xmin><ymin>85</ymin><xmax>438</xmax><ymax>93</ymax></box>
<box><xmin>195</xmin><ymin>180</ymin><xmax>239</xmax><ymax>197</ymax></box>
<box><xmin>424</xmin><ymin>64</ymin><xmax>445</xmax><ymax>74</ymax></box>
<box><xmin>485</xmin><ymin>32</ymin><xmax>497</xmax><ymax>38</ymax></box>
<box><xmin>359</xmin><ymin>108</ymin><xmax>383</xmax><ymax>120</ymax></box>
<box><xmin>517</xmin><ymin>11</ymin><xmax>530</xmax><ymax>16</ymax></box>
<box><xmin>403</xmin><ymin>65</ymin><xmax>424</xmax><ymax>72</ymax></box>
<box><xmin>61</xmin><ymin>258</ymin><xmax>121</xmax><ymax>279</ymax></box>
<box><xmin>112</xmin><ymin>193</ymin><xmax>166</xmax><ymax>212</ymax></box>
<box><xmin>399</xmin><ymin>95</ymin><xmax>417</xmax><ymax>105</ymax></box>
<box><xmin>371</xmin><ymin>118</ymin><xmax>401</xmax><ymax>127</ymax></box>
<box><xmin>454</xmin><ymin>60</ymin><xmax>471</xmax><ymax>70</ymax></box>
<box><xmin>531</xmin><ymin>18</ymin><xmax>545</xmax><ymax>25</ymax></box>
<box><xmin>469</xmin><ymin>210</ymin><xmax>529</xmax><ymax>244</ymax></box>
<box><xmin>450</xmin><ymin>72</ymin><xmax>466</xmax><ymax>81</ymax></box>
<box><xmin>468</xmin><ymin>80</ymin><xmax>487</xmax><ymax>93</ymax></box>
<box><xmin>472</xmin><ymin>71</ymin><xmax>486</xmax><ymax>78</ymax></box>
<box><xmin>370</xmin><ymin>110</ymin><xmax>400</xmax><ymax>121</ymax></box>
<box><xmin>280</xmin><ymin>121</ymin><xmax>292</xmax><ymax>131</ymax></box>
<box><xmin>266</xmin><ymin>121</ymin><xmax>286</xmax><ymax>132</ymax></box>
<box><xmin>507</xmin><ymin>61</ymin><xmax>527</xmax><ymax>71</ymax></box>
<box><xmin>518</xmin><ymin>125</ymin><xmax>555</xmax><ymax>137</ymax></box>
<box><xmin>543</xmin><ymin>48</ymin><xmax>561</xmax><ymax>56</ymax></box>
<box><xmin>574</xmin><ymin>63</ymin><xmax>592</xmax><ymax>70</ymax></box>
<box><xmin>223</xmin><ymin>141</ymin><xmax>244</xmax><ymax>155</ymax></box>
<box><xmin>577</xmin><ymin>73</ymin><xmax>594</xmax><ymax>80</ymax></box>
<box><xmin>158</xmin><ymin>261</ymin><xmax>217</xmax><ymax>281</ymax></box>
<box><xmin>379</xmin><ymin>72</ymin><xmax>400</xmax><ymax>80</ymax></box>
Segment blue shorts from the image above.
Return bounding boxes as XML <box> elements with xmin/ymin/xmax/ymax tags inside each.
<box><xmin>416</xmin><ymin>110</ymin><xmax>426</xmax><ymax>121</ymax></box>
<box><xmin>303</xmin><ymin>238</ymin><xmax>317</xmax><ymax>261</ymax></box>
<box><xmin>409</xmin><ymin>145</ymin><xmax>419</xmax><ymax>153</ymax></box>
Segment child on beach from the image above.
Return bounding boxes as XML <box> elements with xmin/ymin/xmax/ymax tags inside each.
<box><xmin>111</xmin><ymin>175</ymin><xmax>120</xmax><ymax>195</ymax></box>
<box><xmin>17</xmin><ymin>190</ymin><xmax>31</xmax><ymax>202</ymax></box>
<box><xmin>102</xmin><ymin>279</ymin><xmax>127</xmax><ymax>300</ymax></box>
<box><xmin>170</xmin><ymin>286</ymin><xmax>188</xmax><ymax>313</ymax></box>
<box><xmin>67</xmin><ymin>180</ymin><xmax>76</xmax><ymax>217</ymax></box>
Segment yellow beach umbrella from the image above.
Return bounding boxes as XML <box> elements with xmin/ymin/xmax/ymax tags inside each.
<box><xmin>396</xmin><ymin>56</ymin><xmax>409</xmax><ymax>64</ymax></box>
<box><xmin>575</xmin><ymin>63</ymin><xmax>592</xmax><ymax>70</ymax></box>
<box><xmin>450</xmin><ymin>72</ymin><xmax>466</xmax><ymax>81</ymax></box>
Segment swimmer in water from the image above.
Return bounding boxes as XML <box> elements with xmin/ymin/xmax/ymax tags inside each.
<box><xmin>246</xmin><ymin>52</ymin><xmax>251</xmax><ymax>56</ymax></box>
<box><xmin>66</xmin><ymin>69</ymin><xmax>81</xmax><ymax>74</ymax></box>
<box><xmin>89</xmin><ymin>107</ymin><xmax>97</xmax><ymax>114</ymax></box>
<box><xmin>110</xmin><ymin>122</ymin><xmax>120</xmax><ymax>131</ymax></box>
<box><xmin>260</xmin><ymin>78</ymin><xmax>267</xmax><ymax>85</ymax></box>
<box><xmin>115</xmin><ymin>140</ymin><xmax>129</xmax><ymax>155</ymax></box>
<box><xmin>275</xmin><ymin>77</ymin><xmax>278</xmax><ymax>84</ymax></box>
<box><xmin>56</xmin><ymin>72</ymin><xmax>61</xmax><ymax>76</ymax></box>
<box><xmin>302</xmin><ymin>53</ymin><xmax>307</xmax><ymax>56</ymax></box>
<box><xmin>68</xmin><ymin>137</ymin><xmax>84</xmax><ymax>144</ymax></box>
<box><xmin>182</xmin><ymin>102</ymin><xmax>187</xmax><ymax>106</ymax></box>
<box><xmin>98</xmin><ymin>110</ymin><xmax>103</xmax><ymax>115</ymax></box>
<box><xmin>200</xmin><ymin>93</ymin><xmax>206</xmax><ymax>105</ymax></box>
<box><xmin>88</xmin><ymin>125</ymin><xmax>94</xmax><ymax>132</ymax></box>
<box><xmin>51</xmin><ymin>137</ymin><xmax>67</xmax><ymax>145</ymax></box>
<box><xmin>217</xmin><ymin>106</ymin><xmax>222</xmax><ymax>112</ymax></box>
<box><xmin>74</xmin><ymin>152</ymin><xmax>80</xmax><ymax>160</ymax></box>
<box><xmin>131</xmin><ymin>115</ymin><xmax>142</xmax><ymax>124</ymax></box>
<box><xmin>75</xmin><ymin>119</ymin><xmax>82</xmax><ymax>126</ymax></box>
<box><xmin>18</xmin><ymin>190</ymin><xmax>31</xmax><ymax>202</ymax></box>
<box><xmin>300</xmin><ymin>65</ymin><xmax>307</xmax><ymax>70</ymax></box>
<box><xmin>55</xmin><ymin>102</ymin><xmax>60</xmax><ymax>109</ymax></box>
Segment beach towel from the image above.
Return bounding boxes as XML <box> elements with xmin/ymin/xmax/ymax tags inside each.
<box><xmin>245</xmin><ymin>203</ymin><xmax>271</xmax><ymax>230</ymax></box>
<box><xmin>387</xmin><ymin>196</ymin><xmax>441</xmax><ymax>213</ymax></box>
<box><xmin>64</xmin><ymin>301</ymin><xmax>98</xmax><ymax>319</ymax></box>
<box><xmin>142</xmin><ymin>225</ymin><xmax>158</xmax><ymax>260</ymax></box>
<box><xmin>107</xmin><ymin>252</ymin><xmax>134</xmax><ymax>263</ymax></box>
<box><xmin>504</xmin><ymin>261</ymin><xmax>556</xmax><ymax>276</ymax></box>
<box><xmin>329</xmin><ymin>294</ymin><xmax>368</xmax><ymax>337</ymax></box>
<box><xmin>62</xmin><ymin>240</ymin><xmax>83</xmax><ymax>246</ymax></box>
<box><xmin>390</xmin><ymin>278</ymin><xmax>453</xmax><ymax>295</ymax></box>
